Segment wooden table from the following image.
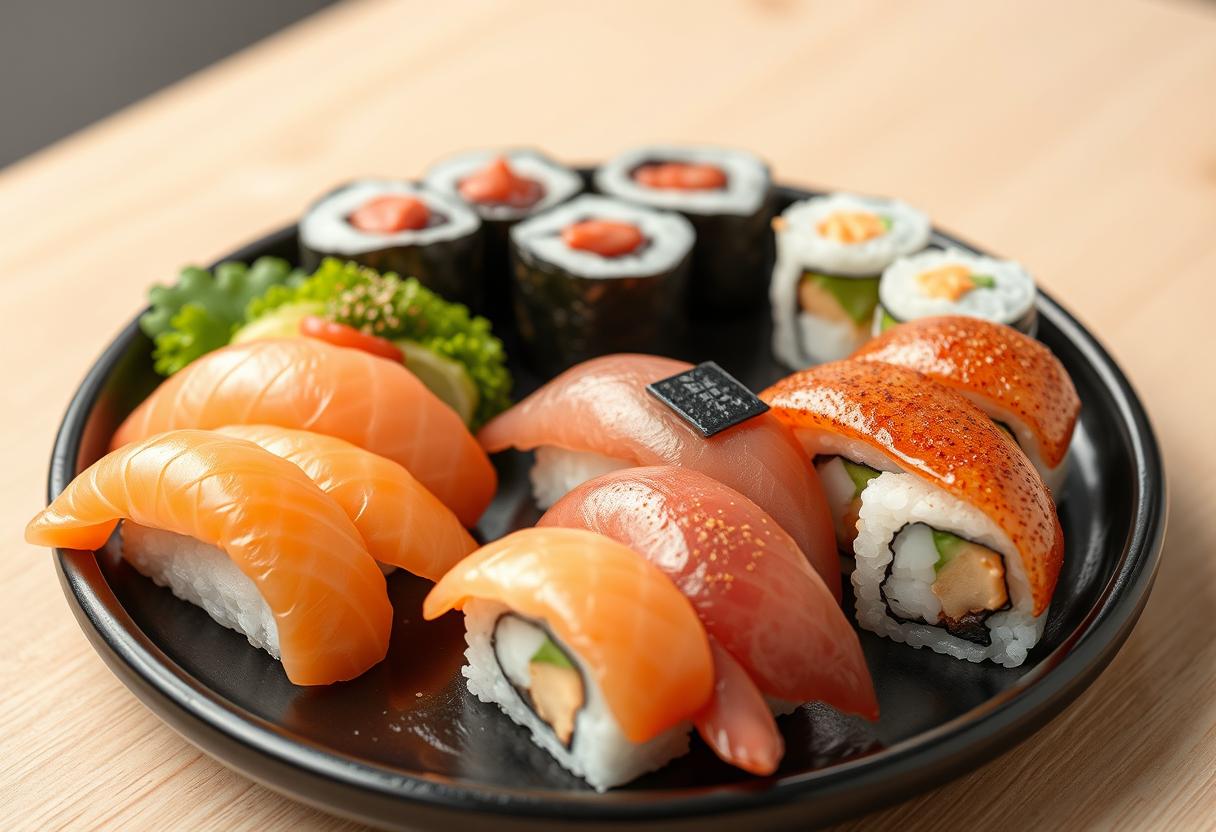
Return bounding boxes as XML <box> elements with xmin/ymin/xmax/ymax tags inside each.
<box><xmin>3</xmin><ymin>0</ymin><xmax>1213</xmax><ymax>828</ymax></box>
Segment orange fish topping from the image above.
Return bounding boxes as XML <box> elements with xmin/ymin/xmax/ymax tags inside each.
<box><xmin>634</xmin><ymin>162</ymin><xmax>728</xmax><ymax>191</ymax></box>
<box><xmin>348</xmin><ymin>194</ymin><xmax>431</xmax><ymax>233</ymax></box>
<box><xmin>816</xmin><ymin>211</ymin><xmax>887</xmax><ymax>244</ymax></box>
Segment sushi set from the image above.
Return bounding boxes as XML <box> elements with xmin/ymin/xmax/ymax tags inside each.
<box><xmin>33</xmin><ymin>147</ymin><xmax>1165</xmax><ymax>829</ymax></box>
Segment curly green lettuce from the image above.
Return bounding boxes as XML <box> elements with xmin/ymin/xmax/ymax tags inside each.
<box><xmin>141</xmin><ymin>257</ymin><xmax>300</xmax><ymax>375</ymax></box>
<box><xmin>247</xmin><ymin>258</ymin><xmax>512</xmax><ymax>426</ymax></box>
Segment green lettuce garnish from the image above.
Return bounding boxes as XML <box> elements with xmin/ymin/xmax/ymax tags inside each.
<box><xmin>247</xmin><ymin>259</ymin><xmax>512</xmax><ymax>427</ymax></box>
<box><xmin>141</xmin><ymin>258</ymin><xmax>300</xmax><ymax>376</ymax></box>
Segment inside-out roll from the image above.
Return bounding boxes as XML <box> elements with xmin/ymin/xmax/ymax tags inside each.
<box><xmin>853</xmin><ymin>315</ymin><xmax>1079</xmax><ymax>492</ymax></box>
<box><xmin>299</xmin><ymin>179</ymin><xmax>484</xmax><ymax>310</ymax></box>
<box><xmin>875</xmin><ymin>248</ymin><xmax>1037</xmax><ymax>336</ymax></box>
<box><xmin>761</xmin><ymin>360</ymin><xmax>1064</xmax><ymax>666</ymax></box>
<box><xmin>771</xmin><ymin>193</ymin><xmax>930</xmax><ymax>368</ymax></box>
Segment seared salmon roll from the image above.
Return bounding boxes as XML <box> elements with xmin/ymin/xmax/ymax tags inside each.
<box><xmin>852</xmin><ymin>316</ymin><xmax>1080</xmax><ymax>491</ymax></box>
<box><xmin>770</xmin><ymin>193</ymin><xmax>930</xmax><ymax>368</ymax></box>
<box><xmin>761</xmin><ymin>361</ymin><xmax>1064</xmax><ymax>667</ymax></box>
<box><xmin>424</xmin><ymin>528</ymin><xmax>714</xmax><ymax>790</ymax></box>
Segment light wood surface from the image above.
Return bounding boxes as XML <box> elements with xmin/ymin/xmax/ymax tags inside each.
<box><xmin>3</xmin><ymin>0</ymin><xmax>1213</xmax><ymax>828</ymax></box>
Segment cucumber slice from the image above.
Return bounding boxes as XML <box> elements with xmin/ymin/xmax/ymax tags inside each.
<box><xmin>971</xmin><ymin>274</ymin><xmax>997</xmax><ymax>288</ymax></box>
<box><xmin>531</xmin><ymin>637</ymin><xmax>574</xmax><ymax>669</ymax></box>
<box><xmin>803</xmin><ymin>273</ymin><xmax>880</xmax><ymax>325</ymax></box>
<box><xmin>230</xmin><ymin>301</ymin><xmax>324</xmax><ymax>343</ymax></box>
<box><xmin>394</xmin><ymin>339</ymin><xmax>479</xmax><ymax>426</ymax></box>
<box><xmin>841</xmin><ymin>459</ymin><xmax>880</xmax><ymax>496</ymax></box>
<box><xmin>931</xmin><ymin>529</ymin><xmax>969</xmax><ymax>570</ymax></box>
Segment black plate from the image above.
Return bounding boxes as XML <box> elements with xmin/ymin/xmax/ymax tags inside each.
<box><xmin>47</xmin><ymin>184</ymin><xmax>1166</xmax><ymax>830</ymax></box>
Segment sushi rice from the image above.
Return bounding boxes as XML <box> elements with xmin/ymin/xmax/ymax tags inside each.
<box><xmin>529</xmin><ymin>446</ymin><xmax>632</xmax><ymax>509</ymax></box>
<box><xmin>852</xmin><ymin>473</ymin><xmax>1043</xmax><ymax>667</ymax></box>
<box><xmin>462</xmin><ymin>599</ymin><xmax>692</xmax><ymax>791</ymax></box>
<box><xmin>122</xmin><ymin>523</ymin><xmax>279</xmax><ymax>658</ymax></box>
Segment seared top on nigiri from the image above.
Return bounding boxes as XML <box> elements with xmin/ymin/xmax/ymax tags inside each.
<box><xmin>852</xmin><ymin>316</ymin><xmax>1080</xmax><ymax>467</ymax></box>
<box><xmin>478</xmin><ymin>353</ymin><xmax>839</xmax><ymax>599</ymax></box>
<box><xmin>761</xmin><ymin>361</ymin><xmax>1063</xmax><ymax>614</ymax></box>
<box><xmin>111</xmin><ymin>338</ymin><xmax>496</xmax><ymax>527</ymax></box>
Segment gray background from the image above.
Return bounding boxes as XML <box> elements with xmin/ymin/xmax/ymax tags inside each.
<box><xmin>0</xmin><ymin>0</ymin><xmax>338</xmax><ymax>169</ymax></box>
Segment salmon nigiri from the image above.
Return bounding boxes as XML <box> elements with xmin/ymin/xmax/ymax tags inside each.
<box><xmin>26</xmin><ymin>430</ymin><xmax>392</xmax><ymax>685</ymax></box>
<box><xmin>111</xmin><ymin>338</ymin><xmax>496</xmax><ymax>527</ymax></box>
<box><xmin>762</xmin><ymin>360</ymin><xmax>1064</xmax><ymax>667</ymax></box>
<box><xmin>539</xmin><ymin>466</ymin><xmax>877</xmax><ymax>774</ymax></box>
<box><xmin>424</xmin><ymin>527</ymin><xmax>713</xmax><ymax>790</ymax></box>
<box><xmin>215</xmin><ymin>425</ymin><xmax>477</xmax><ymax>581</ymax></box>
<box><xmin>477</xmin><ymin>353</ymin><xmax>840</xmax><ymax>600</ymax></box>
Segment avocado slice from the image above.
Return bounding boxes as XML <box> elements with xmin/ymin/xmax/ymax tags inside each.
<box><xmin>931</xmin><ymin>529</ymin><xmax>971</xmax><ymax>571</ymax></box>
<box><xmin>841</xmin><ymin>459</ymin><xmax>881</xmax><ymax>496</ymax></box>
<box><xmin>802</xmin><ymin>273</ymin><xmax>881</xmax><ymax>326</ymax></box>
<box><xmin>531</xmin><ymin>636</ymin><xmax>574</xmax><ymax>669</ymax></box>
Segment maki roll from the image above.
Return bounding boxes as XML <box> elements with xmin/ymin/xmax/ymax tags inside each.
<box><xmin>509</xmin><ymin>195</ymin><xmax>694</xmax><ymax>373</ymax></box>
<box><xmin>761</xmin><ymin>361</ymin><xmax>1063</xmax><ymax>667</ymax></box>
<box><xmin>424</xmin><ymin>527</ymin><xmax>715</xmax><ymax>790</ymax></box>
<box><xmin>25</xmin><ymin>430</ymin><xmax>393</xmax><ymax>685</ymax></box>
<box><xmin>424</xmin><ymin>149</ymin><xmax>582</xmax><ymax>316</ymax></box>
<box><xmin>853</xmin><ymin>316</ymin><xmax>1080</xmax><ymax>492</ymax></box>
<box><xmin>595</xmin><ymin>145</ymin><xmax>774</xmax><ymax>314</ymax></box>
<box><xmin>770</xmin><ymin>193</ymin><xmax>930</xmax><ymax>368</ymax></box>
<box><xmin>299</xmin><ymin>179</ymin><xmax>484</xmax><ymax>310</ymax></box>
<box><xmin>875</xmin><ymin>248</ymin><xmax>1037</xmax><ymax>336</ymax></box>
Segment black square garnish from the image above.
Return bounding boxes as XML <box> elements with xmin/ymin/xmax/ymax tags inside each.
<box><xmin>646</xmin><ymin>361</ymin><xmax>769</xmax><ymax>438</ymax></box>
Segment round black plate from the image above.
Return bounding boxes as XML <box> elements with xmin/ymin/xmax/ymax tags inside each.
<box><xmin>47</xmin><ymin>184</ymin><xmax>1166</xmax><ymax>830</ymax></box>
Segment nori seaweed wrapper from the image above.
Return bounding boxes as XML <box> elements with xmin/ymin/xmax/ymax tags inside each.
<box><xmin>510</xmin><ymin>242</ymin><xmax>691</xmax><ymax>376</ymax></box>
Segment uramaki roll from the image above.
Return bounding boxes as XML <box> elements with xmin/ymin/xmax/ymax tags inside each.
<box><xmin>761</xmin><ymin>360</ymin><xmax>1064</xmax><ymax>667</ymax></box>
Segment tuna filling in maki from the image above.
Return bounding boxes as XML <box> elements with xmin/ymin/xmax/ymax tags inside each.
<box><xmin>493</xmin><ymin>614</ymin><xmax>586</xmax><ymax>747</ymax></box>
<box><xmin>880</xmin><ymin>523</ymin><xmax>1011</xmax><ymax>645</ymax></box>
<box><xmin>632</xmin><ymin>161</ymin><xmax>728</xmax><ymax>191</ymax></box>
<box><xmin>815</xmin><ymin>455</ymin><xmax>882</xmax><ymax>550</ymax></box>
<box><xmin>458</xmin><ymin>156</ymin><xmax>545</xmax><ymax>210</ymax></box>
<box><xmin>561</xmin><ymin>219</ymin><xmax>646</xmax><ymax>258</ymax></box>
<box><xmin>347</xmin><ymin>194</ymin><xmax>438</xmax><ymax>233</ymax></box>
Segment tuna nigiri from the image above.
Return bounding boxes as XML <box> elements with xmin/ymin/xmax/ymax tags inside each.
<box><xmin>851</xmin><ymin>315</ymin><xmax>1080</xmax><ymax>491</ymax></box>
<box><xmin>762</xmin><ymin>361</ymin><xmax>1064</xmax><ymax>667</ymax></box>
<box><xmin>539</xmin><ymin>466</ymin><xmax>877</xmax><ymax>774</ymax></box>
<box><xmin>215</xmin><ymin>425</ymin><xmax>477</xmax><ymax>580</ymax></box>
<box><xmin>26</xmin><ymin>430</ymin><xmax>392</xmax><ymax>685</ymax></box>
<box><xmin>424</xmin><ymin>527</ymin><xmax>714</xmax><ymax>790</ymax></box>
<box><xmin>111</xmin><ymin>338</ymin><xmax>496</xmax><ymax>527</ymax></box>
<box><xmin>477</xmin><ymin>353</ymin><xmax>840</xmax><ymax>599</ymax></box>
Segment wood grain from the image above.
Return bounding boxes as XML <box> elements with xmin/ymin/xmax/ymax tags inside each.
<box><xmin>2</xmin><ymin>0</ymin><xmax>1214</xmax><ymax>828</ymax></box>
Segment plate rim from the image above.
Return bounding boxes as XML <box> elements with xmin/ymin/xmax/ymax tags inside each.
<box><xmin>45</xmin><ymin>185</ymin><xmax>1168</xmax><ymax>827</ymax></box>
